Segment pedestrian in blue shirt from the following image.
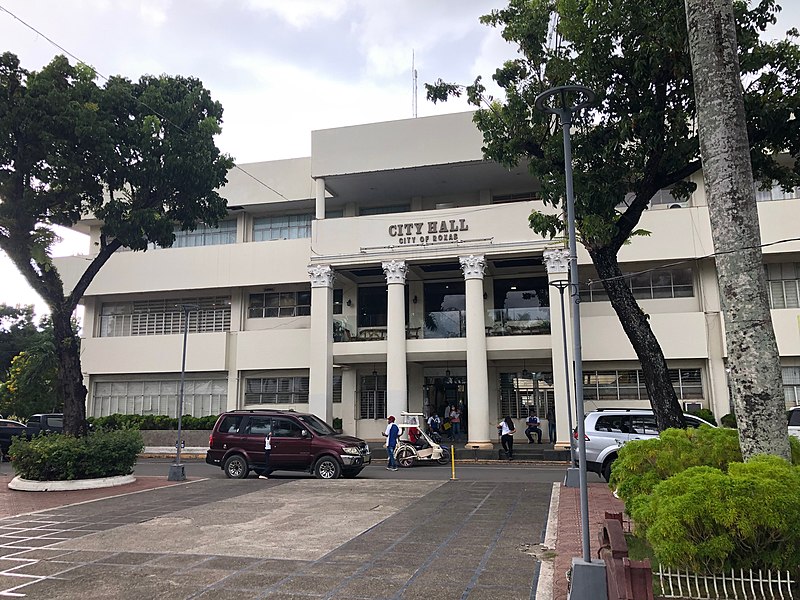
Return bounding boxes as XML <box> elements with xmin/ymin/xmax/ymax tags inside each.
<box><xmin>383</xmin><ymin>415</ymin><xmax>400</xmax><ymax>471</ymax></box>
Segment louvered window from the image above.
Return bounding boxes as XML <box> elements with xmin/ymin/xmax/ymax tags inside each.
<box><xmin>766</xmin><ymin>263</ymin><xmax>800</xmax><ymax>309</ymax></box>
<box><xmin>99</xmin><ymin>297</ymin><xmax>231</xmax><ymax>337</ymax></box>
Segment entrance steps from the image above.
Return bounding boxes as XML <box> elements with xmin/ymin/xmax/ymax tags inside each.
<box><xmin>370</xmin><ymin>441</ymin><xmax>570</xmax><ymax>462</ymax></box>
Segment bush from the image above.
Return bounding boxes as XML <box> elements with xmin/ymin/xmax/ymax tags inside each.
<box><xmin>688</xmin><ymin>408</ymin><xmax>716</xmax><ymax>426</ymax></box>
<box><xmin>610</xmin><ymin>426</ymin><xmax>742</xmax><ymax>514</ymax></box>
<box><xmin>88</xmin><ymin>413</ymin><xmax>218</xmax><ymax>431</ymax></box>
<box><xmin>720</xmin><ymin>413</ymin><xmax>737</xmax><ymax>428</ymax></box>
<box><xmin>9</xmin><ymin>429</ymin><xmax>143</xmax><ymax>481</ymax></box>
<box><xmin>332</xmin><ymin>417</ymin><xmax>343</xmax><ymax>430</ymax></box>
<box><xmin>633</xmin><ymin>456</ymin><xmax>800</xmax><ymax>572</ymax></box>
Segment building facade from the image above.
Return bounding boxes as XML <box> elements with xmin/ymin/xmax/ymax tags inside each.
<box><xmin>56</xmin><ymin>111</ymin><xmax>800</xmax><ymax>445</ymax></box>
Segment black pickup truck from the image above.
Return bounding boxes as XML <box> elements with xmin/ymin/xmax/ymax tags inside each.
<box><xmin>0</xmin><ymin>413</ymin><xmax>64</xmax><ymax>459</ymax></box>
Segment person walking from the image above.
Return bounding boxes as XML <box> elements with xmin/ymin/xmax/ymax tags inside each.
<box><xmin>449</xmin><ymin>406</ymin><xmax>461</xmax><ymax>441</ymax></box>
<box><xmin>498</xmin><ymin>416</ymin><xmax>516</xmax><ymax>460</ymax></box>
<box><xmin>383</xmin><ymin>415</ymin><xmax>400</xmax><ymax>471</ymax></box>
<box><xmin>258</xmin><ymin>430</ymin><xmax>272</xmax><ymax>479</ymax></box>
<box><xmin>525</xmin><ymin>413</ymin><xmax>542</xmax><ymax>444</ymax></box>
<box><xmin>546</xmin><ymin>406</ymin><xmax>556</xmax><ymax>443</ymax></box>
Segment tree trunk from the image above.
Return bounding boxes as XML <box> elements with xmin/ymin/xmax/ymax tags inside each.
<box><xmin>686</xmin><ymin>0</ymin><xmax>790</xmax><ymax>461</ymax></box>
<box><xmin>51</xmin><ymin>305</ymin><xmax>87</xmax><ymax>436</ymax></box>
<box><xmin>590</xmin><ymin>246</ymin><xmax>686</xmax><ymax>431</ymax></box>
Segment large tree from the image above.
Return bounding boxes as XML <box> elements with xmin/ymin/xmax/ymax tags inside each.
<box><xmin>0</xmin><ymin>53</ymin><xmax>234</xmax><ymax>435</ymax></box>
<box><xmin>427</xmin><ymin>0</ymin><xmax>799</xmax><ymax>431</ymax></box>
<box><xmin>686</xmin><ymin>0</ymin><xmax>791</xmax><ymax>460</ymax></box>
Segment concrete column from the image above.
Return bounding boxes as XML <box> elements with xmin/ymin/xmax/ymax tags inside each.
<box><xmin>308</xmin><ymin>264</ymin><xmax>335</xmax><ymax>423</ymax></box>
<box><xmin>382</xmin><ymin>260</ymin><xmax>408</xmax><ymax>418</ymax></box>
<box><xmin>460</xmin><ymin>254</ymin><xmax>492</xmax><ymax>449</ymax></box>
<box><xmin>315</xmin><ymin>178</ymin><xmax>326</xmax><ymax>220</ymax></box>
<box><xmin>544</xmin><ymin>248</ymin><xmax>575</xmax><ymax>450</ymax></box>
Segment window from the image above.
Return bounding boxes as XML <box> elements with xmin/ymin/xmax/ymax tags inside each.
<box><xmin>99</xmin><ymin>297</ymin><xmax>231</xmax><ymax>337</ymax></box>
<box><xmin>272</xmin><ymin>417</ymin><xmax>303</xmax><ymax>438</ymax></box>
<box><xmin>498</xmin><ymin>372</ymin><xmax>555</xmax><ymax>419</ymax></box>
<box><xmin>754</xmin><ymin>181</ymin><xmax>800</xmax><ymax>202</ymax></box>
<box><xmin>357</xmin><ymin>285</ymin><xmax>388</xmax><ymax>328</ymax></box>
<box><xmin>244</xmin><ymin>376</ymin><xmax>309</xmax><ymax>405</ymax></box>
<box><xmin>784</xmin><ymin>367</ymin><xmax>800</xmax><ymax>407</ymax></box>
<box><xmin>219</xmin><ymin>415</ymin><xmax>242</xmax><ymax>434</ymax></box>
<box><xmin>595</xmin><ymin>415</ymin><xmax>631</xmax><ymax>433</ymax></box>
<box><xmin>253</xmin><ymin>214</ymin><xmax>312</xmax><ymax>241</ymax></box>
<box><xmin>247</xmin><ymin>415</ymin><xmax>272</xmax><ymax>436</ymax></box>
<box><xmin>171</xmin><ymin>220</ymin><xmax>237</xmax><ymax>248</ymax></box>
<box><xmin>333</xmin><ymin>374</ymin><xmax>342</xmax><ymax>403</ymax></box>
<box><xmin>492</xmin><ymin>192</ymin><xmax>541</xmax><ymax>204</ymax></box>
<box><xmin>583</xmin><ymin>368</ymin><xmax>702</xmax><ymax>402</ymax></box>
<box><xmin>333</xmin><ymin>289</ymin><xmax>343</xmax><ymax>315</ymax></box>
<box><xmin>581</xmin><ymin>268</ymin><xmax>693</xmax><ymax>301</ymax></box>
<box><xmin>359</xmin><ymin>204</ymin><xmax>410</xmax><ymax>216</ymax></box>
<box><xmin>91</xmin><ymin>378</ymin><xmax>227</xmax><ymax>418</ymax></box>
<box><xmin>358</xmin><ymin>374</ymin><xmax>386</xmax><ymax>419</ymax></box>
<box><xmin>766</xmin><ymin>263</ymin><xmax>800</xmax><ymax>309</ymax></box>
<box><xmin>248</xmin><ymin>290</ymin><xmax>311</xmax><ymax>318</ymax></box>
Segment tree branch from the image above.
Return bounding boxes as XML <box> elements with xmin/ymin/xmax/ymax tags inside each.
<box><xmin>66</xmin><ymin>238</ymin><xmax>123</xmax><ymax>311</ymax></box>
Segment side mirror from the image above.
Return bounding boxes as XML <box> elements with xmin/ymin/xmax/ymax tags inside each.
<box><xmin>301</xmin><ymin>430</ymin><xmax>309</xmax><ymax>438</ymax></box>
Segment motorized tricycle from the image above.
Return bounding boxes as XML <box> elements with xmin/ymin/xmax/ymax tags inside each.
<box><xmin>394</xmin><ymin>412</ymin><xmax>450</xmax><ymax>467</ymax></box>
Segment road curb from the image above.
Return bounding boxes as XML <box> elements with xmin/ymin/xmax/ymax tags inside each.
<box><xmin>8</xmin><ymin>474</ymin><xmax>136</xmax><ymax>492</ymax></box>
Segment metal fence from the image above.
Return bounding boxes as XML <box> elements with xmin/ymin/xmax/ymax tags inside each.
<box><xmin>655</xmin><ymin>566</ymin><xmax>795</xmax><ymax>600</ymax></box>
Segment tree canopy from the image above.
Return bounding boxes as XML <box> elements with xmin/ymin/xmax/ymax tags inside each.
<box><xmin>0</xmin><ymin>52</ymin><xmax>234</xmax><ymax>434</ymax></box>
<box><xmin>427</xmin><ymin>0</ymin><xmax>799</xmax><ymax>430</ymax></box>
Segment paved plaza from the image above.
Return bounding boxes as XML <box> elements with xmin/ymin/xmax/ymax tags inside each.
<box><xmin>0</xmin><ymin>469</ymin><xmax>559</xmax><ymax>599</ymax></box>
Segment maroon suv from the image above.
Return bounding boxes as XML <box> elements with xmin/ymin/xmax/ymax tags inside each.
<box><xmin>206</xmin><ymin>410</ymin><xmax>371</xmax><ymax>479</ymax></box>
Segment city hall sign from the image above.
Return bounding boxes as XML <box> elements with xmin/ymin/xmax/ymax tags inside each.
<box><xmin>387</xmin><ymin>219</ymin><xmax>469</xmax><ymax>245</ymax></box>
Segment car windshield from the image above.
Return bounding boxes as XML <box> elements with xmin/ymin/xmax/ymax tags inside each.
<box><xmin>298</xmin><ymin>415</ymin><xmax>336</xmax><ymax>436</ymax></box>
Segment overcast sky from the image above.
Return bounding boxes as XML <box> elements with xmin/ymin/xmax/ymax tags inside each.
<box><xmin>1</xmin><ymin>0</ymin><xmax>799</xmax><ymax>319</ymax></box>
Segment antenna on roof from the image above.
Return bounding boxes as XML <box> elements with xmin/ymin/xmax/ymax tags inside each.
<box><xmin>412</xmin><ymin>49</ymin><xmax>418</xmax><ymax>118</ymax></box>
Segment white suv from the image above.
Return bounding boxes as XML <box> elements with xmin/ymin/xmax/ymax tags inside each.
<box><xmin>789</xmin><ymin>407</ymin><xmax>800</xmax><ymax>440</ymax></box>
<box><xmin>579</xmin><ymin>409</ymin><xmax>715</xmax><ymax>481</ymax></box>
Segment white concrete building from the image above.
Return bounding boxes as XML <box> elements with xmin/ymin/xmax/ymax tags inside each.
<box><xmin>56</xmin><ymin>111</ymin><xmax>800</xmax><ymax>445</ymax></box>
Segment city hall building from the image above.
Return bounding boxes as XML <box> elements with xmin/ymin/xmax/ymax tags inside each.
<box><xmin>56</xmin><ymin>111</ymin><xmax>800</xmax><ymax>446</ymax></box>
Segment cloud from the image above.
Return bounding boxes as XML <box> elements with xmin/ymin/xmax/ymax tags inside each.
<box><xmin>244</xmin><ymin>0</ymin><xmax>350</xmax><ymax>29</ymax></box>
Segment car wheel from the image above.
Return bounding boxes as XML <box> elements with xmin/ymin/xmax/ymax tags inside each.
<box><xmin>436</xmin><ymin>448</ymin><xmax>450</xmax><ymax>465</ymax></box>
<box><xmin>396</xmin><ymin>446</ymin><xmax>416</xmax><ymax>468</ymax></box>
<box><xmin>341</xmin><ymin>468</ymin><xmax>363</xmax><ymax>479</ymax></box>
<box><xmin>314</xmin><ymin>456</ymin><xmax>342</xmax><ymax>479</ymax></box>
<box><xmin>602</xmin><ymin>457</ymin><xmax>615</xmax><ymax>482</ymax></box>
<box><xmin>223</xmin><ymin>454</ymin><xmax>249</xmax><ymax>479</ymax></box>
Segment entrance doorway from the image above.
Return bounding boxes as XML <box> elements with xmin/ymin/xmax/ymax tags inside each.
<box><xmin>423</xmin><ymin>375</ymin><xmax>467</xmax><ymax>439</ymax></box>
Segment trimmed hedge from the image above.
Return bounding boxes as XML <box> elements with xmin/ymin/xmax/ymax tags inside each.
<box><xmin>9</xmin><ymin>429</ymin><xmax>143</xmax><ymax>481</ymax></box>
<box><xmin>633</xmin><ymin>457</ymin><xmax>800</xmax><ymax>572</ymax></box>
<box><xmin>88</xmin><ymin>413</ymin><xmax>218</xmax><ymax>431</ymax></box>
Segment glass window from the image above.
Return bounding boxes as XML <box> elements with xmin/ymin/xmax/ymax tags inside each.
<box><xmin>272</xmin><ymin>417</ymin><xmax>303</xmax><ymax>438</ymax></box>
<box><xmin>247</xmin><ymin>415</ymin><xmax>272</xmax><ymax>436</ymax></box>
<box><xmin>595</xmin><ymin>415</ymin><xmax>630</xmax><ymax>433</ymax></box>
<box><xmin>784</xmin><ymin>366</ymin><xmax>800</xmax><ymax>407</ymax></box>
<box><xmin>219</xmin><ymin>415</ymin><xmax>242</xmax><ymax>434</ymax></box>
<box><xmin>357</xmin><ymin>285</ymin><xmax>389</xmax><ymax>328</ymax></box>
<box><xmin>630</xmin><ymin>415</ymin><xmax>659</xmax><ymax>435</ymax></box>
<box><xmin>765</xmin><ymin>263</ymin><xmax>800</xmax><ymax>309</ymax></box>
<box><xmin>333</xmin><ymin>289</ymin><xmax>343</xmax><ymax>315</ymax></box>
<box><xmin>91</xmin><ymin>378</ymin><xmax>226</xmax><ymax>418</ymax></box>
<box><xmin>358</xmin><ymin>374</ymin><xmax>387</xmax><ymax>419</ymax></box>
<box><xmin>581</xmin><ymin>268</ymin><xmax>693</xmax><ymax>302</ymax></box>
<box><xmin>754</xmin><ymin>181</ymin><xmax>800</xmax><ymax>202</ymax></box>
<box><xmin>244</xmin><ymin>376</ymin><xmax>309</xmax><ymax>405</ymax></box>
<box><xmin>168</xmin><ymin>220</ymin><xmax>236</xmax><ymax>248</ymax></box>
<box><xmin>99</xmin><ymin>297</ymin><xmax>231</xmax><ymax>337</ymax></box>
<box><xmin>423</xmin><ymin>281</ymin><xmax>466</xmax><ymax>339</ymax></box>
<box><xmin>582</xmin><ymin>368</ymin><xmax>703</xmax><ymax>401</ymax></box>
<box><xmin>253</xmin><ymin>214</ymin><xmax>312</xmax><ymax>241</ymax></box>
<box><xmin>249</xmin><ymin>290</ymin><xmax>311</xmax><ymax>318</ymax></box>
<box><xmin>359</xmin><ymin>204</ymin><xmax>410</xmax><ymax>216</ymax></box>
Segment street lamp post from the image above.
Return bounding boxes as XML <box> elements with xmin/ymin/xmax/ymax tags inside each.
<box><xmin>168</xmin><ymin>303</ymin><xmax>199</xmax><ymax>482</ymax></box>
<box><xmin>536</xmin><ymin>85</ymin><xmax>606</xmax><ymax>599</ymax></box>
<box><xmin>548</xmin><ymin>279</ymin><xmax>576</xmax><ymax>470</ymax></box>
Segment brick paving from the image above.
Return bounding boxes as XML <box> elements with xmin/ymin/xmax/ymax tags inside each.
<box><xmin>0</xmin><ymin>471</ymin><xmax>181</xmax><ymax>519</ymax></box>
<box><xmin>551</xmin><ymin>482</ymin><xmax>624</xmax><ymax>600</ymax></box>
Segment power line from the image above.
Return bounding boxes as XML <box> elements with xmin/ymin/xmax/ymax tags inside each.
<box><xmin>0</xmin><ymin>3</ymin><xmax>289</xmax><ymax>201</ymax></box>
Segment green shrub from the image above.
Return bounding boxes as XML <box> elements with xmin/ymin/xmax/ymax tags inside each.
<box><xmin>633</xmin><ymin>456</ymin><xmax>800</xmax><ymax>572</ymax></box>
<box><xmin>9</xmin><ymin>429</ymin><xmax>143</xmax><ymax>481</ymax></box>
<box><xmin>720</xmin><ymin>413</ymin><xmax>737</xmax><ymax>428</ymax></box>
<box><xmin>332</xmin><ymin>417</ymin><xmax>343</xmax><ymax>430</ymax></box>
<box><xmin>610</xmin><ymin>426</ymin><xmax>742</xmax><ymax>514</ymax></box>
<box><xmin>88</xmin><ymin>413</ymin><xmax>218</xmax><ymax>431</ymax></box>
<box><xmin>688</xmin><ymin>408</ymin><xmax>716</xmax><ymax>426</ymax></box>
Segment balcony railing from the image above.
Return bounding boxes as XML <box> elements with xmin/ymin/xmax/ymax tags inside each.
<box><xmin>486</xmin><ymin>307</ymin><xmax>550</xmax><ymax>336</ymax></box>
<box><xmin>423</xmin><ymin>310</ymin><xmax>467</xmax><ymax>339</ymax></box>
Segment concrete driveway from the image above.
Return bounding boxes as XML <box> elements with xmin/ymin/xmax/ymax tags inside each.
<box><xmin>0</xmin><ymin>465</ymin><xmax>557</xmax><ymax>599</ymax></box>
